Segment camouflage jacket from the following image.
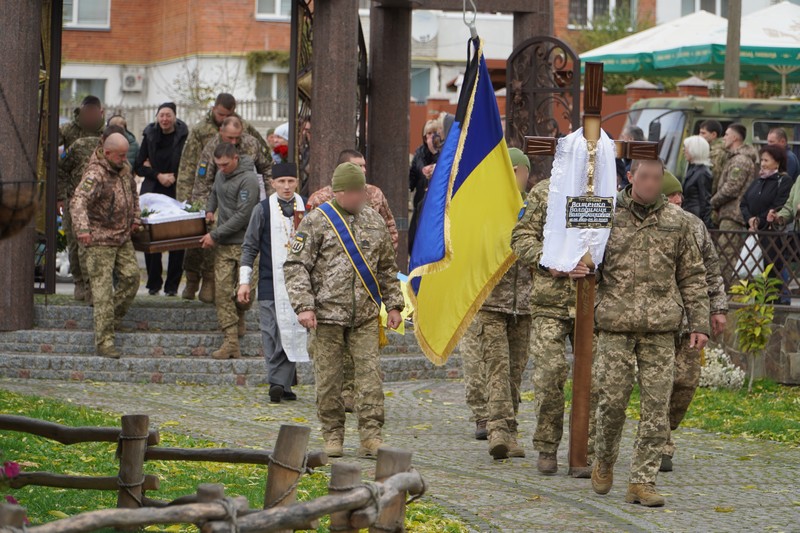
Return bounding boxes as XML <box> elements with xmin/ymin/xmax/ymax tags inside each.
<box><xmin>481</xmin><ymin>262</ymin><xmax>532</xmax><ymax>316</ymax></box>
<box><xmin>207</xmin><ymin>155</ymin><xmax>260</xmax><ymax>246</ymax></box>
<box><xmin>192</xmin><ymin>133</ymin><xmax>272</xmax><ymax>204</ymax></box>
<box><xmin>176</xmin><ymin>110</ymin><xmax>267</xmax><ymax>202</ymax></box>
<box><xmin>710</xmin><ymin>143</ymin><xmax>759</xmax><ymax>225</ymax></box>
<box><xmin>306</xmin><ymin>184</ymin><xmax>399</xmax><ymax>250</ymax></box>
<box><xmin>58</xmin><ymin>115</ymin><xmax>103</xmax><ymax>150</ymax></box>
<box><xmin>596</xmin><ymin>188</ymin><xmax>710</xmax><ymax>335</ymax></box>
<box><xmin>70</xmin><ymin>149</ymin><xmax>140</xmax><ymax>247</ymax></box>
<box><xmin>57</xmin><ymin>135</ymin><xmax>101</xmax><ymax>200</ymax></box>
<box><xmin>709</xmin><ymin>138</ymin><xmax>728</xmax><ymax>196</ymax></box>
<box><xmin>284</xmin><ymin>201</ymin><xmax>404</xmax><ymax>327</ymax></box>
<box><xmin>682</xmin><ymin>209</ymin><xmax>728</xmax><ymax>317</ymax></box>
<box><xmin>511</xmin><ymin>179</ymin><xmax>575</xmax><ymax>320</ymax></box>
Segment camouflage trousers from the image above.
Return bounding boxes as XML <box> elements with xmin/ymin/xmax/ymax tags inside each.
<box><xmin>184</xmin><ymin>246</ymin><xmax>216</xmax><ymax>276</ymax></box>
<box><xmin>308</xmin><ymin>322</ymin><xmax>385</xmax><ymax>442</ymax></box>
<box><xmin>664</xmin><ymin>333</ymin><xmax>702</xmax><ymax>458</ymax></box>
<box><xmin>461</xmin><ymin>312</ymin><xmax>531</xmax><ymax>422</ymax></box>
<box><xmin>341</xmin><ymin>349</ymin><xmax>356</xmax><ymax>408</ymax></box>
<box><xmin>460</xmin><ymin>311</ymin><xmax>528</xmax><ymax>437</ymax></box>
<box><xmin>85</xmin><ymin>242</ymin><xmax>140</xmax><ymax>349</ymax></box>
<box><xmin>213</xmin><ymin>244</ymin><xmax>254</xmax><ymax>331</ymax></box>
<box><xmin>595</xmin><ymin>330</ymin><xmax>675</xmax><ymax>485</ymax></box>
<box><xmin>529</xmin><ymin>316</ymin><xmax>599</xmax><ymax>458</ymax></box>
<box><xmin>62</xmin><ymin>204</ymin><xmax>89</xmax><ymax>287</ymax></box>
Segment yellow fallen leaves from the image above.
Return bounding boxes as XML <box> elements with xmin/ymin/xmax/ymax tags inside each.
<box><xmin>48</xmin><ymin>510</ymin><xmax>69</xmax><ymax>519</ymax></box>
<box><xmin>714</xmin><ymin>506</ymin><xmax>735</xmax><ymax>513</ymax></box>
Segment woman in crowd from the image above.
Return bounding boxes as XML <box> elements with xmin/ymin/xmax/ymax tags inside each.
<box><xmin>134</xmin><ymin>102</ymin><xmax>189</xmax><ymax>296</ymax></box>
<box><xmin>682</xmin><ymin>135</ymin><xmax>713</xmax><ymax>228</ymax></box>
<box><xmin>408</xmin><ymin>118</ymin><xmax>443</xmax><ymax>254</ymax></box>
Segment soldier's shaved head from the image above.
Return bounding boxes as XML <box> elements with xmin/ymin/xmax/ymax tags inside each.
<box><xmin>103</xmin><ymin>133</ymin><xmax>130</xmax><ymax>169</ymax></box>
<box><xmin>221</xmin><ymin>116</ymin><xmax>243</xmax><ymax>130</ymax></box>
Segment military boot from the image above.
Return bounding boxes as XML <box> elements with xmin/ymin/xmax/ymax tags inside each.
<box><xmin>212</xmin><ymin>328</ymin><xmax>241</xmax><ymax>360</ymax></box>
<box><xmin>324</xmin><ymin>438</ymin><xmax>344</xmax><ymax>458</ymax></box>
<box><xmin>358</xmin><ymin>438</ymin><xmax>383</xmax><ymax>459</ymax></box>
<box><xmin>508</xmin><ymin>420</ymin><xmax>525</xmax><ymax>458</ymax></box>
<box><xmin>474</xmin><ymin>419</ymin><xmax>488</xmax><ymax>440</ymax></box>
<box><xmin>96</xmin><ymin>344</ymin><xmax>120</xmax><ymax>359</ymax></box>
<box><xmin>237</xmin><ymin>313</ymin><xmax>247</xmax><ymax>337</ymax></box>
<box><xmin>591</xmin><ymin>461</ymin><xmax>614</xmax><ymax>495</ymax></box>
<box><xmin>488</xmin><ymin>430</ymin><xmax>510</xmax><ymax>460</ymax></box>
<box><xmin>537</xmin><ymin>452</ymin><xmax>557</xmax><ymax>474</ymax></box>
<box><xmin>625</xmin><ymin>483</ymin><xmax>666</xmax><ymax>507</ymax></box>
<box><xmin>73</xmin><ymin>282</ymin><xmax>85</xmax><ymax>301</ymax></box>
<box><xmin>182</xmin><ymin>271</ymin><xmax>200</xmax><ymax>300</ymax></box>
<box><xmin>198</xmin><ymin>271</ymin><xmax>215</xmax><ymax>304</ymax></box>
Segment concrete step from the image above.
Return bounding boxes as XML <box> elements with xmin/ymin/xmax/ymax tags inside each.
<box><xmin>0</xmin><ymin>353</ymin><xmax>463</xmax><ymax>386</ymax></box>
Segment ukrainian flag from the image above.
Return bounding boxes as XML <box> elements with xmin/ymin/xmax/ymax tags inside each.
<box><xmin>408</xmin><ymin>38</ymin><xmax>522</xmax><ymax>365</ymax></box>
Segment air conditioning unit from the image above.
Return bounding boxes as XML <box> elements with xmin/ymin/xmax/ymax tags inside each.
<box><xmin>121</xmin><ymin>68</ymin><xmax>145</xmax><ymax>92</ymax></box>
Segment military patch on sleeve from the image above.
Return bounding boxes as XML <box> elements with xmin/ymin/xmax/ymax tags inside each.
<box><xmin>518</xmin><ymin>201</ymin><xmax>528</xmax><ymax>221</ymax></box>
<box><xmin>198</xmin><ymin>162</ymin><xmax>207</xmax><ymax>177</ymax></box>
<box><xmin>239</xmin><ymin>188</ymin><xmax>250</xmax><ymax>202</ymax></box>
<box><xmin>80</xmin><ymin>177</ymin><xmax>95</xmax><ymax>192</ymax></box>
<box><xmin>291</xmin><ymin>232</ymin><xmax>307</xmax><ymax>254</ymax></box>
<box><xmin>60</xmin><ymin>149</ymin><xmax>68</xmax><ymax>160</ymax></box>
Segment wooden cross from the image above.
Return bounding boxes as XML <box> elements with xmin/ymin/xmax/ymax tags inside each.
<box><xmin>524</xmin><ymin>62</ymin><xmax>660</xmax><ymax>477</ymax></box>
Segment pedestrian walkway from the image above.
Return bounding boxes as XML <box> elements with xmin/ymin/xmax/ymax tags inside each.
<box><xmin>1</xmin><ymin>378</ymin><xmax>797</xmax><ymax>531</ymax></box>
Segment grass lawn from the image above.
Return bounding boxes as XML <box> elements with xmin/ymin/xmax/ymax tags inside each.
<box><xmin>521</xmin><ymin>378</ymin><xmax>800</xmax><ymax>446</ymax></box>
<box><xmin>0</xmin><ymin>391</ymin><xmax>467</xmax><ymax>532</ymax></box>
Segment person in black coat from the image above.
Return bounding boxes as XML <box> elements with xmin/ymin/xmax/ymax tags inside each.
<box><xmin>682</xmin><ymin>135</ymin><xmax>713</xmax><ymax>228</ymax></box>
<box><xmin>408</xmin><ymin>118</ymin><xmax>442</xmax><ymax>254</ymax></box>
<box><xmin>134</xmin><ymin>102</ymin><xmax>190</xmax><ymax>296</ymax></box>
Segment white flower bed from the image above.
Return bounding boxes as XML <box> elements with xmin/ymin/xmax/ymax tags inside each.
<box><xmin>699</xmin><ymin>346</ymin><xmax>746</xmax><ymax>390</ymax></box>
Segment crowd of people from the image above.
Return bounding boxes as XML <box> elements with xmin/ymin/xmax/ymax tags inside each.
<box><xmin>57</xmin><ymin>92</ymin><xmax>800</xmax><ymax>508</ymax></box>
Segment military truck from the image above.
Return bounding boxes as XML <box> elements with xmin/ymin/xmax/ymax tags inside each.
<box><xmin>610</xmin><ymin>96</ymin><xmax>800</xmax><ymax>179</ymax></box>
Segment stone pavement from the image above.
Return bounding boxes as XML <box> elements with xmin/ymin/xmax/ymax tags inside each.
<box><xmin>1</xmin><ymin>378</ymin><xmax>798</xmax><ymax>532</ymax></box>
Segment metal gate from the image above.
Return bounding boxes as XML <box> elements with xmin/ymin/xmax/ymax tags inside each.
<box><xmin>505</xmin><ymin>36</ymin><xmax>581</xmax><ymax>185</ymax></box>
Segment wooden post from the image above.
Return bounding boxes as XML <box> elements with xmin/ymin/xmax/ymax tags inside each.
<box><xmin>328</xmin><ymin>462</ymin><xmax>361</xmax><ymax>533</ymax></box>
<box><xmin>0</xmin><ymin>503</ymin><xmax>27</xmax><ymax>528</ymax></box>
<box><xmin>370</xmin><ymin>447</ymin><xmax>412</xmax><ymax>533</ymax></box>
<box><xmin>264</xmin><ymin>425</ymin><xmax>310</xmax><ymax>533</ymax></box>
<box><xmin>116</xmin><ymin>415</ymin><xmax>150</xmax><ymax>512</ymax></box>
<box><xmin>724</xmin><ymin>0</ymin><xmax>742</xmax><ymax>98</ymax></box>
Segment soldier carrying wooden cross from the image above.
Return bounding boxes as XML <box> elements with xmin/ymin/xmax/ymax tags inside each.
<box><xmin>515</xmin><ymin>63</ymin><xmax>710</xmax><ymax>507</ymax></box>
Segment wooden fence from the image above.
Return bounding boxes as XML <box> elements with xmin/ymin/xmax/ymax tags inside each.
<box><xmin>0</xmin><ymin>414</ymin><xmax>426</xmax><ymax>532</ymax></box>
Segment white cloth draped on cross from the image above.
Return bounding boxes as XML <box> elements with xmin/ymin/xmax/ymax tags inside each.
<box><xmin>539</xmin><ymin>128</ymin><xmax>618</xmax><ymax>272</ymax></box>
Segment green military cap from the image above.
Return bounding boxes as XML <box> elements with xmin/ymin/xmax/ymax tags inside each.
<box><xmin>508</xmin><ymin>147</ymin><xmax>531</xmax><ymax>171</ymax></box>
<box><xmin>332</xmin><ymin>162</ymin><xmax>366</xmax><ymax>192</ymax></box>
<box><xmin>266</xmin><ymin>128</ymin><xmax>275</xmax><ymax>136</ymax></box>
<box><xmin>662</xmin><ymin>171</ymin><xmax>683</xmax><ymax>196</ymax></box>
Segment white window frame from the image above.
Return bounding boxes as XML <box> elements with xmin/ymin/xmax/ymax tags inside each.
<box><xmin>60</xmin><ymin>78</ymin><xmax>107</xmax><ymax>104</ymax></box>
<box><xmin>567</xmin><ymin>0</ymin><xmax>637</xmax><ymax>30</ymax></box>
<box><xmin>255</xmin><ymin>0</ymin><xmax>291</xmax><ymax>21</ymax></box>
<box><xmin>63</xmin><ymin>0</ymin><xmax>111</xmax><ymax>30</ymax></box>
<box><xmin>255</xmin><ymin>70</ymin><xmax>290</xmax><ymax>119</ymax></box>
<box><xmin>682</xmin><ymin>0</ymin><xmax>727</xmax><ymax>17</ymax></box>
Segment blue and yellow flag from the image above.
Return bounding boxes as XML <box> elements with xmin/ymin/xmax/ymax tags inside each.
<box><xmin>408</xmin><ymin>38</ymin><xmax>523</xmax><ymax>365</ymax></box>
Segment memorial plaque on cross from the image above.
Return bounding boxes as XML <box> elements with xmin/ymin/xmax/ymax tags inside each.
<box><xmin>525</xmin><ymin>62</ymin><xmax>660</xmax><ymax>477</ymax></box>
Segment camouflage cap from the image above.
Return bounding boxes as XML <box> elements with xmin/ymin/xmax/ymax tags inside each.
<box><xmin>332</xmin><ymin>162</ymin><xmax>366</xmax><ymax>192</ymax></box>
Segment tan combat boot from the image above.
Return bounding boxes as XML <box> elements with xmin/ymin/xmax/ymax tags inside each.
<box><xmin>212</xmin><ymin>328</ymin><xmax>241</xmax><ymax>360</ymax></box>
<box><xmin>198</xmin><ymin>271</ymin><xmax>215</xmax><ymax>304</ymax></box>
<box><xmin>508</xmin><ymin>420</ymin><xmax>525</xmax><ymax>458</ymax></box>
<box><xmin>625</xmin><ymin>483</ymin><xmax>666</xmax><ymax>507</ymax></box>
<box><xmin>537</xmin><ymin>452</ymin><xmax>557</xmax><ymax>474</ymax></box>
<box><xmin>96</xmin><ymin>344</ymin><xmax>120</xmax><ymax>359</ymax></box>
<box><xmin>324</xmin><ymin>438</ymin><xmax>344</xmax><ymax>458</ymax></box>
<box><xmin>474</xmin><ymin>419</ymin><xmax>488</xmax><ymax>440</ymax></box>
<box><xmin>358</xmin><ymin>438</ymin><xmax>383</xmax><ymax>459</ymax></box>
<box><xmin>182</xmin><ymin>271</ymin><xmax>200</xmax><ymax>300</ymax></box>
<box><xmin>591</xmin><ymin>460</ymin><xmax>614</xmax><ymax>495</ymax></box>
<box><xmin>488</xmin><ymin>430</ymin><xmax>510</xmax><ymax>460</ymax></box>
<box><xmin>237</xmin><ymin>313</ymin><xmax>247</xmax><ymax>337</ymax></box>
<box><xmin>73</xmin><ymin>282</ymin><xmax>85</xmax><ymax>301</ymax></box>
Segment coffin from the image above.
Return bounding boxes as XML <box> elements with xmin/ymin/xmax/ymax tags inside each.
<box><xmin>132</xmin><ymin>215</ymin><xmax>206</xmax><ymax>253</ymax></box>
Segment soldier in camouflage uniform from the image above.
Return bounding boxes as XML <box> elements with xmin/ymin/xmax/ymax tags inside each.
<box><xmin>511</xmin><ymin>175</ymin><xmax>600</xmax><ymax>477</ymax></box>
<box><xmin>199</xmin><ymin>144</ymin><xmax>261</xmax><ymax>360</ymax></box>
<box><xmin>660</xmin><ymin>173</ymin><xmax>728</xmax><ymax>472</ymax></box>
<box><xmin>59</xmin><ymin>95</ymin><xmax>104</xmax><ymax>150</ymax></box>
<box><xmin>710</xmin><ymin>124</ymin><xmax>759</xmax><ymax>281</ymax></box>
<box><xmin>284</xmin><ymin>162</ymin><xmax>404</xmax><ymax>459</ymax></box>
<box><xmin>591</xmin><ymin>159</ymin><xmax>710</xmax><ymax>507</ymax></box>
<box><xmin>70</xmin><ymin>133</ymin><xmax>141</xmax><ymax>358</ymax></box>
<box><xmin>306</xmin><ymin>149</ymin><xmax>399</xmax><ymax>414</ymax></box>
<box><xmin>178</xmin><ymin>93</ymin><xmax>268</xmax><ymax>302</ymax></box>
<box><xmin>699</xmin><ymin>120</ymin><xmax>728</xmax><ymax>196</ymax></box>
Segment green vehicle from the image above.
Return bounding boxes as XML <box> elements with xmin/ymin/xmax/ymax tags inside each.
<box><xmin>609</xmin><ymin>96</ymin><xmax>800</xmax><ymax>179</ymax></box>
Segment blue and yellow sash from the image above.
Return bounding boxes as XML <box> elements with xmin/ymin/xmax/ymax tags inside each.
<box><xmin>317</xmin><ymin>202</ymin><xmax>383</xmax><ymax>309</ymax></box>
